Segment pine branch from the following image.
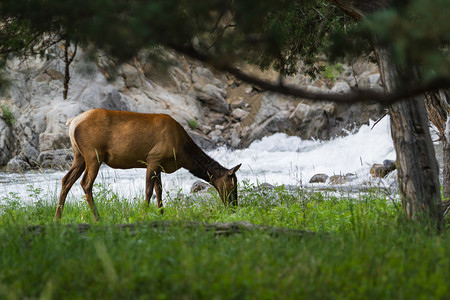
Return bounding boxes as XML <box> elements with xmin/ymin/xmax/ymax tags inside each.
<box><xmin>170</xmin><ymin>43</ymin><xmax>450</xmax><ymax>105</ymax></box>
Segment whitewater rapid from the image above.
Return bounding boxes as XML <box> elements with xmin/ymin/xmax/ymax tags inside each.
<box><xmin>0</xmin><ymin>117</ymin><xmax>397</xmax><ymax>204</ymax></box>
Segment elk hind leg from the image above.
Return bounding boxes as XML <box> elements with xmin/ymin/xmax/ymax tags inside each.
<box><xmin>145</xmin><ymin>164</ymin><xmax>164</xmax><ymax>213</ymax></box>
<box><xmin>80</xmin><ymin>160</ymin><xmax>101</xmax><ymax>221</ymax></box>
<box><xmin>55</xmin><ymin>152</ymin><xmax>86</xmax><ymax>220</ymax></box>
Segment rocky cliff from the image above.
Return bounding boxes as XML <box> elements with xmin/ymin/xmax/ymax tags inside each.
<box><xmin>0</xmin><ymin>46</ymin><xmax>384</xmax><ymax>170</ymax></box>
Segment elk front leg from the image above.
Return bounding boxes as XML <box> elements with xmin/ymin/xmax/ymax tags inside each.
<box><xmin>154</xmin><ymin>172</ymin><xmax>164</xmax><ymax>214</ymax></box>
<box><xmin>145</xmin><ymin>166</ymin><xmax>156</xmax><ymax>206</ymax></box>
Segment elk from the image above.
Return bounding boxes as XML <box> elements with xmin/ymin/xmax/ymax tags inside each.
<box><xmin>55</xmin><ymin>109</ymin><xmax>241</xmax><ymax>221</ymax></box>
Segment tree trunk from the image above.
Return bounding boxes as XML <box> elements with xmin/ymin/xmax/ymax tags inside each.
<box><xmin>444</xmin><ymin>137</ymin><xmax>450</xmax><ymax>201</ymax></box>
<box><xmin>375</xmin><ymin>47</ymin><xmax>442</xmax><ymax>227</ymax></box>
<box><xmin>63</xmin><ymin>39</ymin><xmax>77</xmax><ymax>100</ymax></box>
<box><xmin>424</xmin><ymin>90</ymin><xmax>450</xmax><ymax>201</ymax></box>
<box><xmin>330</xmin><ymin>0</ymin><xmax>443</xmax><ymax>228</ymax></box>
<box><xmin>63</xmin><ymin>39</ymin><xmax>70</xmax><ymax>100</ymax></box>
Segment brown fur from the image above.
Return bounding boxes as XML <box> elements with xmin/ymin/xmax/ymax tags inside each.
<box><xmin>55</xmin><ymin>109</ymin><xmax>241</xmax><ymax>221</ymax></box>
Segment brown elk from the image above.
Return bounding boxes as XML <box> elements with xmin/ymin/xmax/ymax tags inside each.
<box><xmin>55</xmin><ymin>109</ymin><xmax>241</xmax><ymax>221</ymax></box>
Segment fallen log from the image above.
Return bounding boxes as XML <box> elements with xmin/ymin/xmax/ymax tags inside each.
<box><xmin>22</xmin><ymin>221</ymin><xmax>315</xmax><ymax>238</ymax></box>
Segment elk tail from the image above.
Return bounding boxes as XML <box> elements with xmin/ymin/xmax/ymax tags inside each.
<box><xmin>66</xmin><ymin>117</ymin><xmax>74</xmax><ymax>126</ymax></box>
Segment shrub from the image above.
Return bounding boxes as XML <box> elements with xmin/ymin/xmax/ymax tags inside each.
<box><xmin>1</xmin><ymin>104</ymin><xmax>14</xmax><ymax>125</ymax></box>
<box><xmin>188</xmin><ymin>119</ymin><xmax>199</xmax><ymax>130</ymax></box>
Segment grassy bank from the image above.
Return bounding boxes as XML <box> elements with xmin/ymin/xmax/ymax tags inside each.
<box><xmin>1</xmin><ymin>183</ymin><xmax>449</xmax><ymax>299</ymax></box>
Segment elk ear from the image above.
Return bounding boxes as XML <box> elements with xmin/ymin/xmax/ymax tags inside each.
<box><xmin>227</xmin><ymin>163</ymin><xmax>242</xmax><ymax>176</ymax></box>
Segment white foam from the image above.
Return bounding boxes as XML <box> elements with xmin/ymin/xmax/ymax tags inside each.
<box><xmin>208</xmin><ymin>116</ymin><xmax>395</xmax><ymax>187</ymax></box>
<box><xmin>0</xmin><ymin>117</ymin><xmax>396</xmax><ymax>204</ymax></box>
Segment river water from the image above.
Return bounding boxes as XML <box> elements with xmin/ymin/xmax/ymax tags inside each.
<box><xmin>0</xmin><ymin>117</ymin><xmax>400</xmax><ymax>204</ymax></box>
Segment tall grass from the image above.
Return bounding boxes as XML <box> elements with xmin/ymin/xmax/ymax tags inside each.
<box><xmin>1</xmin><ymin>182</ymin><xmax>449</xmax><ymax>299</ymax></box>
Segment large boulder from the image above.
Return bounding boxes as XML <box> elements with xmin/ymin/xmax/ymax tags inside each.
<box><xmin>38</xmin><ymin>149</ymin><xmax>74</xmax><ymax>170</ymax></box>
<box><xmin>241</xmin><ymin>92</ymin><xmax>296</xmax><ymax>145</ymax></box>
<box><xmin>6</xmin><ymin>154</ymin><xmax>31</xmax><ymax>172</ymax></box>
<box><xmin>192</xmin><ymin>67</ymin><xmax>230</xmax><ymax>114</ymax></box>
<box><xmin>39</xmin><ymin>101</ymin><xmax>86</xmax><ymax>152</ymax></box>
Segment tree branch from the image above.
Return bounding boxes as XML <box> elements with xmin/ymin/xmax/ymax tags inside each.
<box><xmin>170</xmin><ymin>43</ymin><xmax>450</xmax><ymax>105</ymax></box>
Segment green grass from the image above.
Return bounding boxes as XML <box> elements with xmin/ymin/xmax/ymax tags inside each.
<box><xmin>1</xmin><ymin>182</ymin><xmax>449</xmax><ymax>299</ymax></box>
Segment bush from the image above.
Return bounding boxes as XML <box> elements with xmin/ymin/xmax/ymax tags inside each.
<box><xmin>1</xmin><ymin>104</ymin><xmax>14</xmax><ymax>125</ymax></box>
<box><xmin>188</xmin><ymin>119</ymin><xmax>199</xmax><ymax>130</ymax></box>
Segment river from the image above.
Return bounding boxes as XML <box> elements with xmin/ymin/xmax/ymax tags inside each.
<box><xmin>0</xmin><ymin>117</ymin><xmax>400</xmax><ymax>204</ymax></box>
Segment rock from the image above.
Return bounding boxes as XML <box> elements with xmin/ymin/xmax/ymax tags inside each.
<box><xmin>187</xmin><ymin>130</ymin><xmax>216</xmax><ymax>150</ymax></box>
<box><xmin>46</xmin><ymin>69</ymin><xmax>65</xmax><ymax>81</ymax></box>
<box><xmin>78</xmin><ymin>84</ymin><xmax>128</xmax><ymax>111</ymax></box>
<box><xmin>209</xmin><ymin>129</ymin><xmax>228</xmax><ymax>145</ymax></box>
<box><xmin>38</xmin><ymin>101</ymin><xmax>84</xmax><ymax>151</ymax></box>
<box><xmin>311</xmin><ymin>79</ymin><xmax>327</xmax><ymax>89</ymax></box>
<box><xmin>35</xmin><ymin>73</ymin><xmax>52</xmax><ymax>83</ymax></box>
<box><xmin>351</xmin><ymin>58</ymin><xmax>378</xmax><ymax>76</ymax></box>
<box><xmin>231</xmin><ymin>108</ymin><xmax>249</xmax><ymax>120</ymax></box>
<box><xmin>192</xmin><ymin>67</ymin><xmax>229</xmax><ymax>114</ymax></box>
<box><xmin>200</xmin><ymin>124</ymin><xmax>212</xmax><ymax>133</ymax></box>
<box><xmin>0</xmin><ymin>44</ymin><xmax>387</xmax><ymax>171</ymax></box>
<box><xmin>191</xmin><ymin>180</ymin><xmax>210</xmax><ymax>193</ymax></box>
<box><xmin>309</xmin><ymin>174</ymin><xmax>329</xmax><ymax>183</ymax></box>
<box><xmin>242</xmin><ymin>93</ymin><xmax>296</xmax><ymax>145</ymax></box>
<box><xmin>194</xmin><ymin>83</ymin><xmax>230</xmax><ymax>113</ymax></box>
<box><xmin>253</xmin><ymin>182</ymin><xmax>275</xmax><ymax>192</ymax></box>
<box><xmin>359</xmin><ymin>72</ymin><xmax>383</xmax><ymax>91</ymax></box>
<box><xmin>367</xmin><ymin>74</ymin><xmax>381</xmax><ymax>86</ymax></box>
<box><xmin>329</xmin><ymin>173</ymin><xmax>356</xmax><ymax>185</ymax></box>
<box><xmin>230</xmin><ymin>127</ymin><xmax>241</xmax><ymax>148</ymax></box>
<box><xmin>230</xmin><ymin>97</ymin><xmax>246</xmax><ymax>109</ymax></box>
<box><xmin>371</xmin><ymin>160</ymin><xmax>396</xmax><ymax>178</ymax></box>
<box><xmin>38</xmin><ymin>149</ymin><xmax>74</xmax><ymax>170</ymax></box>
<box><xmin>287</xmin><ymin>101</ymin><xmax>336</xmax><ymax>141</ymax></box>
<box><xmin>331</xmin><ymin>81</ymin><xmax>351</xmax><ymax>93</ymax></box>
<box><xmin>0</xmin><ymin>119</ymin><xmax>12</xmax><ymax>165</ymax></box>
<box><xmin>208</xmin><ymin>112</ymin><xmax>227</xmax><ymax>126</ymax></box>
<box><xmin>244</xmin><ymin>85</ymin><xmax>253</xmax><ymax>94</ymax></box>
<box><xmin>7</xmin><ymin>154</ymin><xmax>31</xmax><ymax>172</ymax></box>
<box><xmin>22</xmin><ymin>141</ymin><xmax>39</xmax><ymax>166</ymax></box>
<box><xmin>120</xmin><ymin>63</ymin><xmax>143</xmax><ymax>89</ymax></box>
<box><xmin>370</xmin><ymin>164</ymin><xmax>388</xmax><ymax>178</ymax></box>
<box><xmin>383</xmin><ymin>159</ymin><xmax>396</xmax><ymax>172</ymax></box>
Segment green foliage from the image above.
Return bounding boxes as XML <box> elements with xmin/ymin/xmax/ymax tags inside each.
<box><xmin>245</xmin><ymin>1</ymin><xmax>347</xmax><ymax>77</ymax></box>
<box><xmin>328</xmin><ymin>0</ymin><xmax>450</xmax><ymax>80</ymax></box>
<box><xmin>187</xmin><ymin>119</ymin><xmax>199</xmax><ymax>130</ymax></box>
<box><xmin>0</xmin><ymin>183</ymin><xmax>449</xmax><ymax>299</ymax></box>
<box><xmin>1</xmin><ymin>0</ymin><xmax>448</xmax><ymax>82</ymax></box>
<box><xmin>321</xmin><ymin>62</ymin><xmax>344</xmax><ymax>82</ymax></box>
<box><xmin>0</xmin><ymin>104</ymin><xmax>14</xmax><ymax>125</ymax></box>
<box><xmin>0</xmin><ymin>0</ymin><xmax>346</xmax><ymax>77</ymax></box>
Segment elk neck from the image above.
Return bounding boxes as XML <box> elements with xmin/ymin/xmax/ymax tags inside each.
<box><xmin>186</xmin><ymin>145</ymin><xmax>227</xmax><ymax>185</ymax></box>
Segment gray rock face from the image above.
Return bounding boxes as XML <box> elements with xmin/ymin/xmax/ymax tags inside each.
<box><xmin>7</xmin><ymin>154</ymin><xmax>31</xmax><ymax>172</ymax></box>
<box><xmin>38</xmin><ymin>149</ymin><xmax>74</xmax><ymax>170</ymax></box>
<box><xmin>0</xmin><ymin>47</ymin><xmax>384</xmax><ymax>169</ymax></box>
<box><xmin>192</xmin><ymin>67</ymin><xmax>230</xmax><ymax>114</ymax></box>
<box><xmin>0</xmin><ymin>119</ymin><xmax>12</xmax><ymax>165</ymax></box>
